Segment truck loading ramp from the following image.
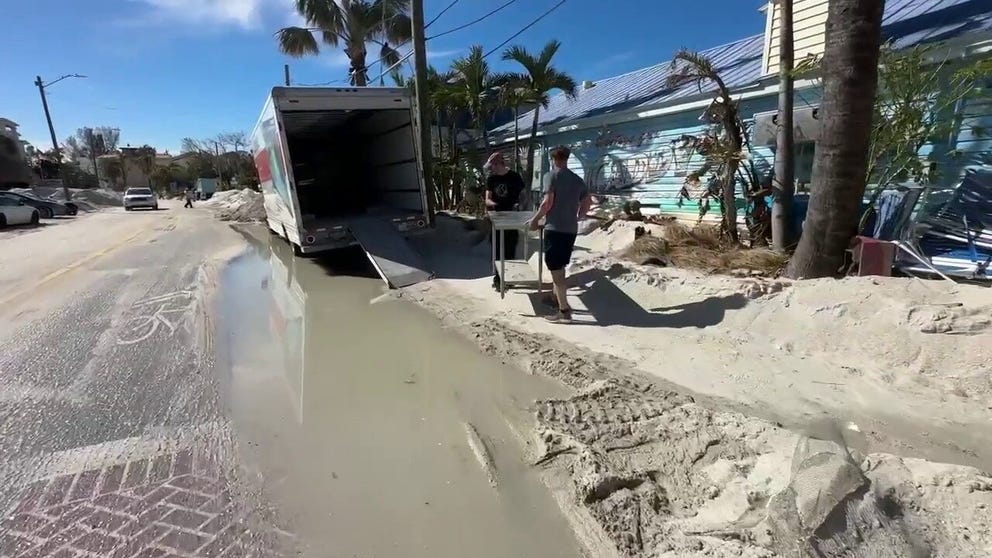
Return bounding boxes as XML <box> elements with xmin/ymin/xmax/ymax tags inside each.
<box><xmin>347</xmin><ymin>217</ymin><xmax>433</xmax><ymax>288</ymax></box>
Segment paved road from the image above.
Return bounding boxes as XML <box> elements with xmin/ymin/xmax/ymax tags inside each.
<box><xmin>0</xmin><ymin>203</ymin><xmax>287</xmax><ymax>557</ymax></box>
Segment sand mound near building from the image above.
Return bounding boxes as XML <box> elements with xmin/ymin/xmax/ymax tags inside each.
<box><xmin>202</xmin><ymin>188</ymin><xmax>265</xmax><ymax>222</ymax></box>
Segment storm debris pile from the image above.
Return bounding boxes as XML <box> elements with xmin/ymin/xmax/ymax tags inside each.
<box><xmin>588</xmin><ymin>220</ymin><xmax>787</xmax><ymax>275</ymax></box>
<box><xmin>202</xmin><ymin>188</ymin><xmax>265</xmax><ymax>222</ymax></box>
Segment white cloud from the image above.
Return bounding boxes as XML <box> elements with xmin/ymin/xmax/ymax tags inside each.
<box><xmin>321</xmin><ymin>50</ymin><xmax>351</xmax><ymax>68</ymax></box>
<box><xmin>428</xmin><ymin>48</ymin><xmax>460</xmax><ymax>60</ymax></box>
<box><xmin>128</xmin><ymin>0</ymin><xmax>280</xmax><ymax>29</ymax></box>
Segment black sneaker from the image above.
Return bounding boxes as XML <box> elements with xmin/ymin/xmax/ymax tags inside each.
<box><xmin>545</xmin><ymin>309</ymin><xmax>573</xmax><ymax>323</ymax></box>
<box><xmin>492</xmin><ymin>275</ymin><xmax>501</xmax><ymax>291</ymax></box>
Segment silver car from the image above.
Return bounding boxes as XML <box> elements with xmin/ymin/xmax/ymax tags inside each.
<box><xmin>123</xmin><ymin>188</ymin><xmax>159</xmax><ymax>211</ymax></box>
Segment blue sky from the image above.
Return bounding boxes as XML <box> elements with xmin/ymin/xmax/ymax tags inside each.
<box><xmin>1</xmin><ymin>0</ymin><xmax>766</xmax><ymax>154</ymax></box>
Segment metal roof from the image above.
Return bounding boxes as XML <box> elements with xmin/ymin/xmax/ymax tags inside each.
<box><xmin>492</xmin><ymin>0</ymin><xmax>992</xmax><ymax>137</ymax></box>
<box><xmin>491</xmin><ymin>34</ymin><xmax>765</xmax><ymax>136</ymax></box>
<box><xmin>883</xmin><ymin>0</ymin><xmax>992</xmax><ymax>48</ymax></box>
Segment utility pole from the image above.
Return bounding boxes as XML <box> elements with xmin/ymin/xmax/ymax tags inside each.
<box><xmin>411</xmin><ymin>0</ymin><xmax>436</xmax><ymax>225</ymax></box>
<box><xmin>34</xmin><ymin>73</ymin><xmax>86</xmax><ymax>201</ymax></box>
<box><xmin>35</xmin><ymin>75</ymin><xmax>70</xmax><ymax>201</ymax></box>
<box><xmin>284</xmin><ymin>64</ymin><xmax>291</xmax><ymax>86</ymax></box>
<box><xmin>771</xmin><ymin>0</ymin><xmax>795</xmax><ymax>252</ymax></box>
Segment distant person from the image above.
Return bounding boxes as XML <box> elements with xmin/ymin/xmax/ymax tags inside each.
<box><xmin>484</xmin><ymin>152</ymin><xmax>526</xmax><ymax>292</ymax></box>
<box><xmin>184</xmin><ymin>187</ymin><xmax>195</xmax><ymax>208</ymax></box>
<box><xmin>529</xmin><ymin>146</ymin><xmax>591</xmax><ymax>323</ymax></box>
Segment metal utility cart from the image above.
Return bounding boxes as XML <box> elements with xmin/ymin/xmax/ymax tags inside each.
<box><xmin>489</xmin><ymin>211</ymin><xmax>544</xmax><ymax>300</ymax></box>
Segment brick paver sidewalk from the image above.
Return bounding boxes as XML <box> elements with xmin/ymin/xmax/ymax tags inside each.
<box><xmin>1</xmin><ymin>448</ymin><xmax>289</xmax><ymax>558</ymax></box>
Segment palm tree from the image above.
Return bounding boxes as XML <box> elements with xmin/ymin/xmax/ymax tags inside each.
<box><xmin>277</xmin><ymin>0</ymin><xmax>411</xmax><ymax>86</ymax></box>
<box><xmin>499</xmin><ymin>82</ymin><xmax>536</xmax><ymax>172</ymax></box>
<box><xmin>133</xmin><ymin>145</ymin><xmax>157</xmax><ymax>188</ymax></box>
<box><xmin>427</xmin><ymin>67</ymin><xmax>473</xmax><ymax>207</ymax></box>
<box><xmin>501</xmin><ymin>40</ymin><xmax>578</xmax><ymax>196</ymax></box>
<box><xmin>667</xmin><ymin>50</ymin><xmax>745</xmax><ymax>243</ymax></box>
<box><xmin>449</xmin><ymin>45</ymin><xmax>509</xmax><ymax>151</ymax></box>
<box><xmin>785</xmin><ymin>0</ymin><xmax>885</xmax><ymax>278</ymax></box>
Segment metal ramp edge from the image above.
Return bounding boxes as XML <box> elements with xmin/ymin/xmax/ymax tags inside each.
<box><xmin>346</xmin><ymin>217</ymin><xmax>433</xmax><ymax>289</ymax></box>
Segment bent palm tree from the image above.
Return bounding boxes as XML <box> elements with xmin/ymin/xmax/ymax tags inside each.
<box><xmin>667</xmin><ymin>49</ymin><xmax>745</xmax><ymax>243</ymax></box>
<box><xmin>277</xmin><ymin>0</ymin><xmax>411</xmax><ymax>86</ymax></box>
<box><xmin>502</xmin><ymin>40</ymin><xmax>578</xmax><ymax>195</ymax></box>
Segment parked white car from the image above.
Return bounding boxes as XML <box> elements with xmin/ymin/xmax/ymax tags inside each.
<box><xmin>123</xmin><ymin>188</ymin><xmax>159</xmax><ymax>211</ymax></box>
<box><xmin>0</xmin><ymin>192</ymin><xmax>41</xmax><ymax>228</ymax></box>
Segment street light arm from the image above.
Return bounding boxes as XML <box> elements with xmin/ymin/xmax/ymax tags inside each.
<box><xmin>43</xmin><ymin>74</ymin><xmax>87</xmax><ymax>88</ymax></box>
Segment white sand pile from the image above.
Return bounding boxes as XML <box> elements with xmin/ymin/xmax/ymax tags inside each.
<box><xmin>202</xmin><ymin>188</ymin><xmax>265</xmax><ymax>222</ymax></box>
<box><xmin>407</xmin><ymin>222</ymin><xmax>992</xmax><ymax>557</ymax></box>
<box><xmin>441</xmin><ymin>315</ymin><xmax>992</xmax><ymax>557</ymax></box>
<box><xmin>57</xmin><ymin>188</ymin><xmax>122</xmax><ymax>207</ymax></box>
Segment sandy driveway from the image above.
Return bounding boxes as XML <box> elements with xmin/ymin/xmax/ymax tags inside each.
<box><xmin>405</xmin><ymin>215</ymin><xmax>992</xmax><ymax>557</ymax></box>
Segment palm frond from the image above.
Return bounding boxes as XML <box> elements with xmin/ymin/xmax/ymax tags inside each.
<box><xmin>277</xmin><ymin>27</ymin><xmax>321</xmax><ymax>57</ymax></box>
<box><xmin>380</xmin><ymin>42</ymin><xmax>401</xmax><ymax>70</ymax></box>
<box><xmin>667</xmin><ymin>49</ymin><xmax>717</xmax><ymax>90</ymax></box>
<box><xmin>538</xmin><ymin>40</ymin><xmax>562</xmax><ymax>67</ymax></box>
<box><xmin>295</xmin><ymin>0</ymin><xmax>343</xmax><ymax>31</ymax></box>
<box><xmin>500</xmin><ymin>41</ymin><xmax>577</xmax><ymax>105</ymax></box>
<box><xmin>546</xmin><ymin>69</ymin><xmax>578</xmax><ymax>100</ymax></box>
<box><xmin>381</xmin><ymin>13</ymin><xmax>412</xmax><ymax>45</ymax></box>
<box><xmin>321</xmin><ymin>29</ymin><xmax>343</xmax><ymax>46</ymax></box>
<box><xmin>501</xmin><ymin>45</ymin><xmax>539</xmax><ymax>75</ymax></box>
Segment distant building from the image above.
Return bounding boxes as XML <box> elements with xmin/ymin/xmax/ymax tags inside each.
<box><xmin>96</xmin><ymin>148</ymin><xmax>193</xmax><ymax>190</ymax></box>
<box><xmin>0</xmin><ymin>118</ymin><xmax>32</xmax><ymax>187</ymax></box>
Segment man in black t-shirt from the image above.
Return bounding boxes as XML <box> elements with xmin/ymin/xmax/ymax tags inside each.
<box><xmin>484</xmin><ymin>152</ymin><xmax>526</xmax><ymax>291</ymax></box>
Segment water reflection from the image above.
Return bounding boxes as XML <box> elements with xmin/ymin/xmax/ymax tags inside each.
<box><xmin>217</xmin><ymin>233</ymin><xmax>582</xmax><ymax>558</ymax></box>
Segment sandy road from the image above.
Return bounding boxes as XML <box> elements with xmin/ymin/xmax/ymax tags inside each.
<box><xmin>0</xmin><ymin>204</ymin><xmax>182</xmax><ymax>332</ymax></box>
<box><xmin>0</xmin><ymin>203</ymin><xmax>289</xmax><ymax>557</ymax></box>
<box><xmin>0</xmin><ymin>206</ymin><xmax>588</xmax><ymax>558</ymax></box>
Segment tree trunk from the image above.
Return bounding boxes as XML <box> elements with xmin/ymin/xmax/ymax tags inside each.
<box><xmin>771</xmin><ymin>0</ymin><xmax>795</xmax><ymax>252</ymax></box>
<box><xmin>721</xmin><ymin>161</ymin><xmax>740</xmax><ymax>243</ymax></box>
<box><xmin>352</xmin><ymin>53</ymin><xmax>368</xmax><ymax>86</ymax></box>
<box><xmin>785</xmin><ymin>0</ymin><xmax>885</xmax><ymax>279</ymax></box>
<box><xmin>91</xmin><ymin>154</ymin><xmax>101</xmax><ymax>186</ymax></box>
<box><xmin>512</xmin><ymin>105</ymin><xmax>520</xmax><ymax>172</ymax></box>
<box><xmin>525</xmin><ymin>105</ymin><xmax>541</xmax><ymax>200</ymax></box>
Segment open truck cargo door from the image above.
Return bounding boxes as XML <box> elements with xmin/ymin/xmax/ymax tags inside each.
<box><xmin>346</xmin><ymin>216</ymin><xmax>433</xmax><ymax>288</ymax></box>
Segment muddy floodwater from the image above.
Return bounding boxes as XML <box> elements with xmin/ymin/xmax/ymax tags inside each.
<box><xmin>216</xmin><ymin>233</ymin><xmax>583</xmax><ymax>558</ymax></box>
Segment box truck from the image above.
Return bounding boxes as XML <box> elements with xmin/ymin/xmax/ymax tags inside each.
<box><xmin>250</xmin><ymin>86</ymin><xmax>432</xmax><ymax>287</ymax></box>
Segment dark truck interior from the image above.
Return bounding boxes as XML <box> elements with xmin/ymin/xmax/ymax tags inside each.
<box><xmin>282</xmin><ymin>109</ymin><xmax>423</xmax><ymax>223</ymax></box>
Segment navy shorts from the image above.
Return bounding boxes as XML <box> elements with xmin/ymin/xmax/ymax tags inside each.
<box><xmin>543</xmin><ymin>230</ymin><xmax>577</xmax><ymax>271</ymax></box>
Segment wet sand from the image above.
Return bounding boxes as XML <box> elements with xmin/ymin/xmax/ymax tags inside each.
<box><xmin>215</xmin><ymin>235</ymin><xmax>584</xmax><ymax>558</ymax></box>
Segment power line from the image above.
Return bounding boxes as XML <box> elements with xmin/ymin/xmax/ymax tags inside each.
<box><xmin>425</xmin><ymin>0</ymin><xmax>460</xmax><ymax>29</ymax></box>
<box><xmin>377</xmin><ymin>0</ymin><xmax>566</xmax><ymax>85</ymax></box>
<box><xmin>368</xmin><ymin>0</ymin><xmax>514</xmax><ymax>80</ymax></box>
<box><xmin>425</xmin><ymin>0</ymin><xmax>517</xmax><ymax>40</ymax></box>
<box><xmin>296</xmin><ymin>0</ymin><xmax>524</xmax><ymax>87</ymax></box>
<box><xmin>373</xmin><ymin>49</ymin><xmax>416</xmax><ymax>83</ymax></box>
<box><xmin>482</xmin><ymin>0</ymin><xmax>566</xmax><ymax>59</ymax></box>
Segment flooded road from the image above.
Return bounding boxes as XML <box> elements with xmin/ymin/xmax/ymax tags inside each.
<box><xmin>216</xmin><ymin>233</ymin><xmax>583</xmax><ymax>558</ymax></box>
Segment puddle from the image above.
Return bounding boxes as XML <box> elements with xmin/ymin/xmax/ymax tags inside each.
<box><xmin>216</xmin><ymin>234</ymin><xmax>583</xmax><ymax>558</ymax></box>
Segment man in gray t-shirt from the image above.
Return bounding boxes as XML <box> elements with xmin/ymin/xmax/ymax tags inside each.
<box><xmin>528</xmin><ymin>145</ymin><xmax>592</xmax><ymax>323</ymax></box>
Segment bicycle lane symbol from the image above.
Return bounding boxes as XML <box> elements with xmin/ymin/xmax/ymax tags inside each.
<box><xmin>116</xmin><ymin>289</ymin><xmax>197</xmax><ymax>346</ymax></box>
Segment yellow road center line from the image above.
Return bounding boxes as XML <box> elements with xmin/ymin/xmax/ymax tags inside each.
<box><xmin>0</xmin><ymin>227</ymin><xmax>149</xmax><ymax>308</ymax></box>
